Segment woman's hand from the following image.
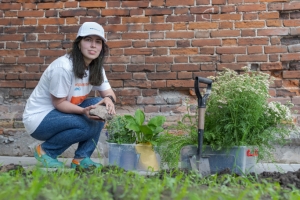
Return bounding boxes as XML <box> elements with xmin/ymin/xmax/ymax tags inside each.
<box><xmin>98</xmin><ymin>97</ymin><xmax>116</xmax><ymax>115</ymax></box>
<box><xmin>82</xmin><ymin>105</ymin><xmax>105</xmax><ymax>121</ymax></box>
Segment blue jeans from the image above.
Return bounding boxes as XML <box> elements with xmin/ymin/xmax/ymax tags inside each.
<box><xmin>31</xmin><ymin>97</ymin><xmax>104</xmax><ymax>159</ymax></box>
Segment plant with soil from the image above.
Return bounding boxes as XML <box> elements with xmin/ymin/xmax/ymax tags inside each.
<box><xmin>105</xmin><ymin>115</ymin><xmax>135</xmax><ymax>144</ymax></box>
<box><xmin>157</xmin><ymin>67</ymin><xmax>298</xmax><ymax>168</ymax></box>
<box><xmin>124</xmin><ymin>109</ymin><xmax>166</xmax><ymax>145</ymax></box>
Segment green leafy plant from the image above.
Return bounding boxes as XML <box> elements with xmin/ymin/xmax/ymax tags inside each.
<box><xmin>157</xmin><ymin>67</ymin><xmax>298</xmax><ymax>167</ymax></box>
<box><xmin>124</xmin><ymin>109</ymin><xmax>166</xmax><ymax>145</ymax></box>
<box><xmin>204</xmin><ymin>67</ymin><xmax>297</xmax><ymax>160</ymax></box>
<box><xmin>106</xmin><ymin>115</ymin><xmax>135</xmax><ymax>144</ymax></box>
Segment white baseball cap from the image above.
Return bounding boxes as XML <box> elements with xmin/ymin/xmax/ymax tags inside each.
<box><xmin>76</xmin><ymin>22</ymin><xmax>106</xmax><ymax>42</ymax></box>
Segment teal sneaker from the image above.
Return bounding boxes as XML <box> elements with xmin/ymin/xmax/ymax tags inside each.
<box><xmin>71</xmin><ymin>157</ymin><xmax>102</xmax><ymax>169</ymax></box>
<box><xmin>34</xmin><ymin>145</ymin><xmax>64</xmax><ymax>168</ymax></box>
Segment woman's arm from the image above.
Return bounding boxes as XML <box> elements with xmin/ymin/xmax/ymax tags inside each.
<box><xmin>51</xmin><ymin>95</ymin><xmax>101</xmax><ymax>120</ymax></box>
<box><xmin>97</xmin><ymin>88</ymin><xmax>116</xmax><ymax>115</ymax></box>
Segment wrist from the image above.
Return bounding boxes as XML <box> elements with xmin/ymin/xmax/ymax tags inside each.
<box><xmin>104</xmin><ymin>95</ymin><xmax>115</xmax><ymax>104</ymax></box>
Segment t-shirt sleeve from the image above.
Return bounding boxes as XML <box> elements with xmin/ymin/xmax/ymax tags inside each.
<box><xmin>49</xmin><ymin>67</ymin><xmax>72</xmax><ymax>98</ymax></box>
<box><xmin>92</xmin><ymin>68</ymin><xmax>112</xmax><ymax>91</ymax></box>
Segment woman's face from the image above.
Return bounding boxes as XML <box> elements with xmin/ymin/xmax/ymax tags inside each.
<box><xmin>79</xmin><ymin>35</ymin><xmax>103</xmax><ymax>67</ymax></box>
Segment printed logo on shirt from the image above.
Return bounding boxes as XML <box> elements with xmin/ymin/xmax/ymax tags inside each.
<box><xmin>74</xmin><ymin>87</ymin><xmax>81</xmax><ymax>91</ymax></box>
<box><xmin>70</xmin><ymin>95</ymin><xmax>88</xmax><ymax>105</ymax></box>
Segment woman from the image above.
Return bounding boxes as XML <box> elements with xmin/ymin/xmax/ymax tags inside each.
<box><xmin>23</xmin><ymin>22</ymin><xmax>116</xmax><ymax>168</ymax></box>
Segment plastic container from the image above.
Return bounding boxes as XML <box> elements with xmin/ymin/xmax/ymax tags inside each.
<box><xmin>107</xmin><ymin>143</ymin><xmax>161</xmax><ymax>171</ymax></box>
<box><xmin>202</xmin><ymin>146</ymin><xmax>258</xmax><ymax>175</ymax></box>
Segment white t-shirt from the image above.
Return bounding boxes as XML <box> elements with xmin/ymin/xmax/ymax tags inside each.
<box><xmin>23</xmin><ymin>54</ymin><xmax>111</xmax><ymax>134</ymax></box>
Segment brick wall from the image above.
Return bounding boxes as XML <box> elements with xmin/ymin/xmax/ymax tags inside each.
<box><xmin>0</xmin><ymin>0</ymin><xmax>300</xmax><ymax>133</ymax></box>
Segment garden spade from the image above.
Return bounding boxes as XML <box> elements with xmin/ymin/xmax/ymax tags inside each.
<box><xmin>180</xmin><ymin>76</ymin><xmax>212</xmax><ymax>177</ymax></box>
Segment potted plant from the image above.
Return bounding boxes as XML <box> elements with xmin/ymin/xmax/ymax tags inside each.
<box><xmin>105</xmin><ymin>115</ymin><xmax>136</xmax><ymax>170</ymax></box>
<box><xmin>106</xmin><ymin>110</ymin><xmax>166</xmax><ymax>171</ymax></box>
<box><xmin>157</xmin><ymin>67</ymin><xmax>297</xmax><ymax>173</ymax></box>
<box><xmin>124</xmin><ymin>109</ymin><xmax>166</xmax><ymax>171</ymax></box>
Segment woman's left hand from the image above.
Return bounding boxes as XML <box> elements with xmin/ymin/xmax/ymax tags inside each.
<box><xmin>98</xmin><ymin>97</ymin><xmax>116</xmax><ymax>115</ymax></box>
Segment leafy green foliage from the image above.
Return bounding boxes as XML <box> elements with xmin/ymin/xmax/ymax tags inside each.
<box><xmin>106</xmin><ymin>115</ymin><xmax>135</xmax><ymax>144</ymax></box>
<box><xmin>204</xmin><ymin>67</ymin><xmax>297</xmax><ymax>160</ymax></box>
<box><xmin>156</xmin><ymin>108</ymin><xmax>198</xmax><ymax>168</ymax></box>
<box><xmin>124</xmin><ymin>109</ymin><xmax>166</xmax><ymax>145</ymax></box>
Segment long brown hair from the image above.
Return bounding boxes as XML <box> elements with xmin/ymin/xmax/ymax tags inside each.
<box><xmin>68</xmin><ymin>36</ymin><xmax>109</xmax><ymax>86</ymax></box>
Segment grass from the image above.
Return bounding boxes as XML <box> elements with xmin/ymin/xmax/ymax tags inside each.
<box><xmin>1</xmin><ymin>166</ymin><xmax>300</xmax><ymax>200</ymax></box>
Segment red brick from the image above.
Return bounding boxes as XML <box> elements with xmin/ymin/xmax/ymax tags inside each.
<box><xmin>220</xmin><ymin>55</ymin><xmax>235</xmax><ymax>63</ymax></box>
<box><xmin>133</xmin><ymin>41</ymin><xmax>146</xmax><ymax>48</ymax></box>
<box><xmin>25</xmin><ymin>81</ymin><xmax>39</xmax><ymax>88</ymax></box>
<box><xmin>167</xmin><ymin>80</ymin><xmax>193</xmax><ymax>88</ymax></box>
<box><xmin>144</xmin><ymin>24</ymin><xmax>172</xmax><ymax>31</ymax></box>
<box><xmin>0</xmin><ymin>3</ymin><xmax>21</xmax><ymax>10</ymax></box>
<box><xmin>190</xmin><ymin>6</ymin><xmax>219</xmax><ymax>14</ymax></box>
<box><xmin>127</xmin><ymin>65</ymin><xmax>155</xmax><ymax>72</ymax></box>
<box><xmin>221</xmin><ymin>5</ymin><xmax>235</xmax><ymax>13</ymax></box>
<box><xmin>124</xmin><ymin>80</ymin><xmax>151</xmax><ymax>88</ymax></box>
<box><xmin>219</xmin><ymin>22</ymin><xmax>233</xmax><ymax>29</ymax></box>
<box><xmin>237</xmin><ymin>4</ymin><xmax>267</xmax><ymax>12</ymax></box>
<box><xmin>3</xmin><ymin>57</ymin><xmax>16</xmax><ymax>64</ymax></box>
<box><xmin>222</xmin><ymin>39</ymin><xmax>237</xmax><ymax>46</ymax></box>
<box><xmin>133</xmin><ymin>73</ymin><xmax>147</xmax><ymax>80</ymax></box>
<box><xmin>166</xmin><ymin>32</ymin><xmax>194</xmax><ymax>39</ymax></box>
<box><xmin>0</xmin><ymin>50</ymin><xmax>25</xmax><ymax>57</ymax></box>
<box><xmin>123</xmin><ymin>1</ymin><xmax>149</xmax><ymax>7</ymax></box>
<box><xmin>130</xmin><ymin>9</ymin><xmax>144</xmax><ymax>16</ymax></box>
<box><xmin>265</xmin><ymin>46</ymin><xmax>287</xmax><ymax>53</ymax></box>
<box><xmin>166</xmin><ymin>0</ymin><xmax>194</xmax><ymax>6</ymax></box>
<box><xmin>283</xmin><ymin>20</ymin><xmax>300</xmax><ymax>27</ymax></box>
<box><xmin>80</xmin><ymin>1</ymin><xmax>106</xmax><ymax>8</ymax></box>
<box><xmin>258</xmin><ymin>12</ymin><xmax>279</xmax><ymax>19</ymax></box>
<box><xmin>212</xmin><ymin>14</ymin><xmax>241</xmax><ymax>20</ymax></box>
<box><xmin>18</xmin><ymin>11</ymin><xmax>44</xmax><ymax>17</ymax></box>
<box><xmin>283</xmin><ymin>2</ymin><xmax>300</xmax><ymax>10</ymax></box>
<box><xmin>193</xmin><ymin>71</ymin><xmax>216</xmax><ymax>78</ymax></box>
<box><xmin>201</xmin><ymin>64</ymin><xmax>216</xmax><ymax>70</ymax></box>
<box><xmin>151</xmin><ymin>80</ymin><xmax>166</xmax><ymax>88</ymax></box>
<box><xmin>0</xmin><ymin>34</ymin><xmax>23</xmax><ymax>41</ymax></box>
<box><xmin>18</xmin><ymin>57</ymin><xmax>44</xmax><ymax>64</ymax></box>
<box><xmin>145</xmin><ymin>56</ymin><xmax>173</xmax><ymax>64</ymax></box>
<box><xmin>147</xmin><ymin>40</ymin><xmax>175</xmax><ymax>47</ymax></box>
<box><xmin>170</xmin><ymin>48</ymin><xmax>198</xmax><ymax>55</ymax></box>
<box><xmin>174</xmin><ymin>8</ymin><xmax>189</xmax><ymax>15</ymax></box>
<box><xmin>190</xmin><ymin>55</ymin><xmax>218</xmax><ymax>62</ymax></box>
<box><xmin>110</xmin><ymin>80</ymin><xmax>123</xmax><ymax>88</ymax></box>
<box><xmin>40</xmin><ymin>50</ymin><xmax>65</xmax><ymax>57</ymax></box>
<box><xmin>257</xmin><ymin>28</ymin><xmax>289</xmax><ymax>36</ymax></box>
<box><xmin>171</xmin><ymin>64</ymin><xmax>200</xmax><ymax>71</ymax></box>
<box><xmin>151</xmin><ymin>0</ymin><xmax>165</xmax><ymax>7</ymax></box>
<box><xmin>200</xmin><ymin>47</ymin><xmax>215</xmax><ymax>54</ymax></box>
<box><xmin>211</xmin><ymin>30</ymin><xmax>240</xmax><ymax>37</ymax></box>
<box><xmin>144</xmin><ymin>105</ymin><xmax>160</xmax><ymax>113</ymax></box>
<box><xmin>0</xmin><ymin>81</ymin><xmax>25</xmax><ymax>88</ymax></box>
<box><xmin>106</xmin><ymin>56</ymin><xmax>131</xmax><ymax>64</ymax></box>
<box><xmin>248</xmin><ymin>46</ymin><xmax>263</xmax><ymax>54</ymax></box>
<box><xmin>192</xmin><ymin>39</ymin><xmax>221</xmax><ymax>46</ymax></box>
<box><xmin>145</xmin><ymin>8</ymin><xmax>173</xmax><ymax>16</ymax></box>
<box><xmin>151</xmin><ymin>16</ymin><xmax>165</xmax><ymax>23</ymax></box>
<box><xmin>148</xmin><ymin>72</ymin><xmax>177</xmax><ymax>80</ymax></box>
<box><xmin>178</xmin><ymin>72</ymin><xmax>193</xmax><ymax>79</ymax></box>
<box><xmin>153</xmin><ymin>48</ymin><xmax>167</xmax><ymax>55</ymax></box>
<box><xmin>19</xmin><ymin>73</ymin><xmax>42</xmax><ymax>80</ymax></box>
<box><xmin>106</xmin><ymin>72</ymin><xmax>132</xmax><ymax>80</ymax></box>
<box><xmin>238</xmin><ymin>38</ymin><xmax>269</xmax><ymax>45</ymax></box>
<box><xmin>5</xmin><ymin>73</ymin><xmax>19</xmax><ymax>80</ymax></box>
<box><xmin>243</xmin><ymin>13</ymin><xmax>258</xmax><ymax>20</ymax></box>
<box><xmin>107</xmin><ymin>41</ymin><xmax>132</xmax><ymax>48</ymax></box>
<box><xmin>266</xmin><ymin>20</ymin><xmax>282</xmax><ymax>27</ymax></box>
<box><xmin>235</xmin><ymin>21</ymin><xmax>265</xmax><ymax>28</ymax></box>
<box><xmin>216</xmin><ymin>47</ymin><xmax>246</xmax><ymax>54</ymax></box>
<box><xmin>281</xmin><ymin>53</ymin><xmax>300</xmax><ymax>62</ymax></box>
<box><xmin>122</xmin><ymin>17</ymin><xmax>150</xmax><ymax>24</ymax></box>
<box><xmin>189</xmin><ymin>22</ymin><xmax>218</xmax><ymax>29</ymax></box>
<box><xmin>122</xmin><ymin>33</ymin><xmax>148</xmax><ymax>40</ymax></box>
<box><xmin>157</xmin><ymin>64</ymin><xmax>171</xmax><ymax>71</ymax></box>
<box><xmin>125</xmin><ymin>48</ymin><xmax>152</xmax><ymax>55</ymax></box>
<box><xmin>166</xmin><ymin>15</ymin><xmax>194</xmax><ymax>23</ymax></box>
<box><xmin>237</xmin><ymin>55</ymin><xmax>268</xmax><ymax>62</ymax></box>
<box><xmin>111</xmin><ymin>65</ymin><xmax>126</xmax><ymax>72</ymax></box>
<box><xmin>217</xmin><ymin>63</ymin><xmax>246</xmax><ymax>70</ymax></box>
<box><xmin>261</xmin><ymin>62</ymin><xmax>283</xmax><ymax>70</ymax></box>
